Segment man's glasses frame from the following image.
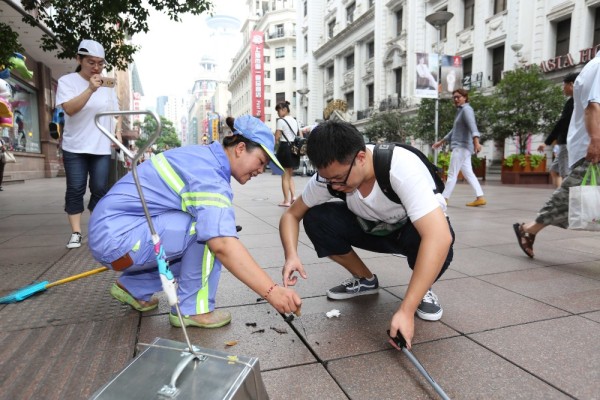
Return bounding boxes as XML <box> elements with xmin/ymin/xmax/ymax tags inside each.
<box><xmin>316</xmin><ymin>150</ymin><xmax>360</xmax><ymax>187</ymax></box>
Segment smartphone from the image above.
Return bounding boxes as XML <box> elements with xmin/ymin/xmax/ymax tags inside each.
<box><xmin>100</xmin><ymin>77</ymin><xmax>116</xmax><ymax>88</ymax></box>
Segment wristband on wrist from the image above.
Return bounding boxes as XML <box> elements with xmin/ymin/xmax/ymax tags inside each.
<box><xmin>264</xmin><ymin>283</ymin><xmax>278</xmax><ymax>299</ymax></box>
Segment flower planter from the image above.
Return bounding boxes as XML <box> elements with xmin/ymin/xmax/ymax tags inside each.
<box><xmin>501</xmin><ymin>155</ymin><xmax>549</xmax><ymax>184</ymax></box>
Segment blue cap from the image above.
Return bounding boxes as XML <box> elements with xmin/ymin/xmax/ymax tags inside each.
<box><xmin>233</xmin><ymin>115</ymin><xmax>283</xmax><ymax>172</ymax></box>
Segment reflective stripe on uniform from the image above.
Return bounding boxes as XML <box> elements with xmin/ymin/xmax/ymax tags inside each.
<box><xmin>151</xmin><ymin>153</ymin><xmax>185</xmax><ymax>194</ymax></box>
<box><xmin>196</xmin><ymin>243</ymin><xmax>215</xmax><ymax>314</ymax></box>
<box><xmin>180</xmin><ymin>192</ymin><xmax>231</xmax><ymax>211</ymax></box>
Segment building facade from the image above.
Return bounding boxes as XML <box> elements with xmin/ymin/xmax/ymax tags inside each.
<box><xmin>229</xmin><ymin>0</ymin><xmax>299</xmax><ymax>131</ymax></box>
<box><xmin>296</xmin><ymin>0</ymin><xmax>600</xmax><ymax>158</ymax></box>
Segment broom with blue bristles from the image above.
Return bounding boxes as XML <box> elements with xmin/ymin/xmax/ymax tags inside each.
<box><xmin>0</xmin><ymin>266</ymin><xmax>108</xmax><ymax>304</ymax></box>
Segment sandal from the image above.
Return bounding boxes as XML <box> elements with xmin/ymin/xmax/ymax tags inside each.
<box><xmin>278</xmin><ymin>202</ymin><xmax>291</xmax><ymax>207</ymax></box>
<box><xmin>513</xmin><ymin>223</ymin><xmax>535</xmax><ymax>258</ymax></box>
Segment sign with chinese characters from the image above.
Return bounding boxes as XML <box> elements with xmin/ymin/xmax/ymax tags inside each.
<box><xmin>250</xmin><ymin>31</ymin><xmax>265</xmax><ymax>121</ymax></box>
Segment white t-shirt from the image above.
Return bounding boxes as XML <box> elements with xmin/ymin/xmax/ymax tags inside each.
<box><xmin>302</xmin><ymin>145</ymin><xmax>446</xmax><ymax>224</ymax></box>
<box><xmin>276</xmin><ymin>116</ymin><xmax>299</xmax><ymax>143</ymax></box>
<box><xmin>567</xmin><ymin>52</ymin><xmax>600</xmax><ymax>167</ymax></box>
<box><xmin>56</xmin><ymin>72</ymin><xmax>119</xmax><ymax>155</ymax></box>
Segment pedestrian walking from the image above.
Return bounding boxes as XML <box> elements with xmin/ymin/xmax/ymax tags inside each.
<box><xmin>514</xmin><ymin>55</ymin><xmax>600</xmax><ymax>258</ymax></box>
<box><xmin>433</xmin><ymin>88</ymin><xmax>486</xmax><ymax>206</ymax></box>
<box><xmin>274</xmin><ymin>101</ymin><xmax>302</xmax><ymax>207</ymax></box>
<box><xmin>56</xmin><ymin>39</ymin><xmax>122</xmax><ymax>249</ymax></box>
<box><xmin>537</xmin><ymin>72</ymin><xmax>579</xmax><ymax>188</ymax></box>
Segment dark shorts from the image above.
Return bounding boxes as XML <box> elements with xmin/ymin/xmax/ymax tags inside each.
<box><xmin>303</xmin><ymin>202</ymin><xmax>455</xmax><ymax>281</ymax></box>
<box><xmin>276</xmin><ymin>142</ymin><xmax>300</xmax><ymax>169</ymax></box>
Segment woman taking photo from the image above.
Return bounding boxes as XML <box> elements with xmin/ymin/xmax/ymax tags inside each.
<box><xmin>56</xmin><ymin>39</ymin><xmax>121</xmax><ymax>249</ymax></box>
<box><xmin>88</xmin><ymin>115</ymin><xmax>302</xmax><ymax>328</ymax></box>
<box><xmin>274</xmin><ymin>101</ymin><xmax>302</xmax><ymax>207</ymax></box>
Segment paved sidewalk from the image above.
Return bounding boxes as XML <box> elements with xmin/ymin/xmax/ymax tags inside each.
<box><xmin>0</xmin><ymin>175</ymin><xmax>599</xmax><ymax>399</ymax></box>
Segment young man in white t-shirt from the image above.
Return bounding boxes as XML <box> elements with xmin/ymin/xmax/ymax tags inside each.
<box><xmin>279</xmin><ymin>121</ymin><xmax>454</xmax><ymax>349</ymax></box>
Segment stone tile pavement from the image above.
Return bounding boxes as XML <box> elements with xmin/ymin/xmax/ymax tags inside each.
<box><xmin>0</xmin><ymin>174</ymin><xmax>598</xmax><ymax>399</ymax></box>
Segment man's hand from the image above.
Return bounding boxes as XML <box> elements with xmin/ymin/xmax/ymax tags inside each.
<box><xmin>537</xmin><ymin>143</ymin><xmax>546</xmax><ymax>152</ymax></box>
<box><xmin>389</xmin><ymin>307</ymin><xmax>415</xmax><ymax>350</ymax></box>
<box><xmin>265</xmin><ymin>285</ymin><xmax>302</xmax><ymax>315</ymax></box>
<box><xmin>282</xmin><ymin>256</ymin><xmax>307</xmax><ymax>287</ymax></box>
<box><xmin>474</xmin><ymin>142</ymin><xmax>482</xmax><ymax>153</ymax></box>
<box><xmin>432</xmin><ymin>140</ymin><xmax>444</xmax><ymax>150</ymax></box>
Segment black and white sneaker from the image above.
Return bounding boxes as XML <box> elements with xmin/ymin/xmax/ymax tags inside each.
<box><xmin>66</xmin><ymin>232</ymin><xmax>82</xmax><ymax>249</ymax></box>
<box><xmin>416</xmin><ymin>289</ymin><xmax>443</xmax><ymax>321</ymax></box>
<box><xmin>326</xmin><ymin>274</ymin><xmax>379</xmax><ymax>300</ymax></box>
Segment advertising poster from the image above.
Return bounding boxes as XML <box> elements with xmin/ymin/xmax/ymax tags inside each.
<box><xmin>415</xmin><ymin>52</ymin><xmax>439</xmax><ymax>99</ymax></box>
<box><xmin>441</xmin><ymin>55</ymin><xmax>463</xmax><ymax>98</ymax></box>
<box><xmin>250</xmin><ymin>31</ymin><xmax>265</xmax><ymax>121</ymax></box>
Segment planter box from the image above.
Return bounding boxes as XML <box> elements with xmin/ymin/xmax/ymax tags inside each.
<box><xmin>501</xmin><ymin>156</ymin><xmax>549</xmax><ymax>184</ymax></box>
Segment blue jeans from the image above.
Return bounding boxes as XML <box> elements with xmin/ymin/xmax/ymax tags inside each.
<box><xmin>63</xmin><ymin>149</ymin><xmax>110</xmax><ymax>214</ymax></box>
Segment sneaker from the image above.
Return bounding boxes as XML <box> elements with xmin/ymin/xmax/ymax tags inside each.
<box><xmin>66</xmin><ymin>232</ymin><xmax>82</xmax><ymax>249</ymax></box>
<box><xmin>466</xmin><ymin>197</ymin><xmax>487</xmax><ymax>207</ymax></box>
<box><xmin>416</xmin><ymin>289</ymin><xmax>443</xmax><ymax>321</ymax></box>
<box><xmin>326</xmin><ymin>274</ymin><xmax>379</xmax><ymax>300</ymax></box>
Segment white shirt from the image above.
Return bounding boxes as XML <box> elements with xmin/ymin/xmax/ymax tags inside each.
<box><xmin>567</xmin><ymin>52</ymin><xmax>600</xmax><ymax>167</ymax></box>
<box><xmin>276</xmin><ymin>116</ymin><xmax>299</xmax><ymax>143</ymax></box>
<box><xmin>302</xmin><ymin>145</ymin><xmax>446</xmax><ymax>224</ymax></box>
<box><xmin>56</xmin><ymin>72</ymin><xmax>119</xmax><ymax>155</ymax></box>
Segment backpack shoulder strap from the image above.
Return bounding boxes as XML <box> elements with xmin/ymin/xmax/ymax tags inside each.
<box><xmin>374</xmin><ymin>143</ymin><xmax>446</xmax><ymax>204</ymax></box>
<box><xmin>280</xmin><ymin>118</ymin><xmax>298</xmax><ymax>141</ymax></box>
<box><xmin>374</xmin><ymin>143</ymin><xmax>402</xmax><ymax>204</ymax></box>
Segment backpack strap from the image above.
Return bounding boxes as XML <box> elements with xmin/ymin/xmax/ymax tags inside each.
<box><xmin>373</xmin><ymin>144</ymin><xmax>402</xmax><ymax>204</ymax></box>
<box><xmin>279</xmin><ymin>117</ymin><xmax>299</xmax><ymax>143</ymax></box>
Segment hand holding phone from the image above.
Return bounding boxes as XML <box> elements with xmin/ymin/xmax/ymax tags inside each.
<box><xmin>100</xmin><ymin>77</ymin><xmax>116</xmax><ymax>88</ymax></box>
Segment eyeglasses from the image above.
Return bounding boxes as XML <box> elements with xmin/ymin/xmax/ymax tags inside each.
<box><xmin>452</xmin><ymin>95</ymin><xmax>462</xmax><ymax>100</ymax></box>
<box><xmin>85</xmin><ymin>59</ymin><xmax>106</xmax><ymax>68</ymax></box>
<box><xmin>316</xmin><ymin>151</ymin><xmax>359</xmax><ymax>187</ymax></box>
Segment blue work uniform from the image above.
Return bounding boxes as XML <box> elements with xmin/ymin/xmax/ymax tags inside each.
<box><xmin>89</xmin><ymin>142</ymin><xmax>238</xmax><ymax>315</ymax></box>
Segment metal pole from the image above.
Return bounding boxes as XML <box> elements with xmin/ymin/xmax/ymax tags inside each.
<box><xmin>433</xmin><ymin>27</ymin><xmax>441</xmax><ymax>166</ymax></box>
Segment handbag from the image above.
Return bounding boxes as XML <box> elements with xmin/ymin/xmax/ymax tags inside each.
<box><xmin>2</xmin><ymin>151</ymin><xmax>16</xmax><ymax>164</ymax></box>
<box><xmin>568</xmin><ymin>164</ymin><xmax>600</xmax><ymax>231</ymax></box>
<box><xmin>279</xmin><ymin>118</ymin><xmax>307</xmax><ymax>156</ymax></box>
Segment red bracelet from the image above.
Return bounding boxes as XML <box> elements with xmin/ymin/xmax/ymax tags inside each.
<box><xmin>264</xmin><ymin>283</ymin><xmax>278</xmax><ymax>299</ymax></box>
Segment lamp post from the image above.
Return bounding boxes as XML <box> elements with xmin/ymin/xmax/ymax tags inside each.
<box><xmin>425</xmin><ymin>11</ymin><xmax>453</xmax><ymax>166</ymax></box>
<box><xmin>297</xmin><ymin>88</ymin><xmax>310</xmax><ymax>125</ymax></box>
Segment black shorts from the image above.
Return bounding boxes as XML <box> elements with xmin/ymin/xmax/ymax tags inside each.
<box><xmin>303</xmin><ymin>202</ymin><xmax>455</xmax><ymax>281</ymax></box>
<box><xmin>276</xmin><ymin>142</ymin><xmax>300</xmax><ymax>169</ymax></box>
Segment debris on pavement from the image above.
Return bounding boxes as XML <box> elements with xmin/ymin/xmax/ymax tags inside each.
<box><xmin>224</xmin><ymin>340</ymin><xmax>238</xmax><ymax>347</ymax></box>
<box><xmin>270</xmin><ymin>326</ymin><xmax>288</xmax><ymax>334</ymax></box>
<box><xmin>326</xmin><ymin>309</ymin><xmax>341</xmax><ymax>318</ymax></box>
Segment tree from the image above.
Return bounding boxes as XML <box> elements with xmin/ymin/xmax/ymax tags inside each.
<box><xmin>363</xmin><ymin>105</ymin><xmax>415</xmax><ymax>144</ymax></box>
<box><xmin>485</xmin><ymin>65</ymin><xmax>564</xmax><ymax>155</ymax></box>
<box><xmin>2</xmin><ymin>1</ymin><xmax>213</xmax><ymax>71</ymax></box>
<box><xmin>412</xmin><ymin>98</ymin><xmax>456</xmax><ymax>145</ymax></box>
<box><xmin>135</xmin><ymin>115</ymin><xmax>181</xmax><ymax>151</ymax></box>
<box><xmin>0</xmin><ymin>23</ymin><xmax>24</xmax><ymax>69</ymax></box>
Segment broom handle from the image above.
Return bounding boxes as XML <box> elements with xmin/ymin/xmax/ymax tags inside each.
<box><xmin>45</xmin><ymin>267</ymin><xmax>109</xmax><ymax>289</ymax></box>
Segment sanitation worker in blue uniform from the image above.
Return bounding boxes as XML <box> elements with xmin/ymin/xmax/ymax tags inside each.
<box><xmin>89</xmin><ymin>116</ymin><xmax>302</xmax><ymax>328</ymax></box>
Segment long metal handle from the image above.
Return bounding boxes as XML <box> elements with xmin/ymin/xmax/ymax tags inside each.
<box><xmin>402</xmin><ymin>347</ymin><xmax>451</xmax><ymax>400</ymax></box>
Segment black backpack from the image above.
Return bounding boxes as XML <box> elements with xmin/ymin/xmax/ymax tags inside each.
<box><xmin>327</xmin><ymin>143</ymin><xmax>445</xmax><ymax>204</ymax></box>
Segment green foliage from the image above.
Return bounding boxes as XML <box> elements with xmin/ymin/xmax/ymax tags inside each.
<box><xmin>412</xmin><ymin>98</ymin><xmax>456</xmax><ymax>144</ymax></box>
<box><xmin>363</xmin><ymin>108</ymin><xmax>415</xmax><ymax>143</ymax></box>
<box><xmin>135</xmin><ymin>115</ymin><xmax>181</xmax><ymax>151</ymax></box>
<box><xmin>8</xmin><ymin>1</ymin><xmax>213</xmax><ymax>71</ymax></box>
<box><xmin>529</xmin><ymin>154</ymin><xmax>546</xmax><ymax>168</ymax></box>
<box><xmin>485</xmin><ymin>65</ymin><xmax>564</xmax><ymax>154</ymax></box>
<box><xmin>0</xmin><ymin>23</ymin><xmax>24</xmax><ymax>69</ymax></box>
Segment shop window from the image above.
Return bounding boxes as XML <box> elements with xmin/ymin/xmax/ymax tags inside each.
<box><xmin>5</xmin><ymin>78</ymin><xmax>40</xmax><ymax>153</ymax></box>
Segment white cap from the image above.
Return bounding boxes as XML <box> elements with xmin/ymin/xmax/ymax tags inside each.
<box><xmin>77</xmin><ymin>40</ymin><xmax>105</xmax><ymax>59</ymax></box>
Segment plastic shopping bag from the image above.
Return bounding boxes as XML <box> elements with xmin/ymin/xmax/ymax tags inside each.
<box><xmin>568</xmin><ymin>164</ymin><xmax>600</xmax><ymax>231</ymax></box>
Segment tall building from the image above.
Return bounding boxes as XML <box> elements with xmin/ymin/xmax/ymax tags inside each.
<box><xmin>156</xmin><ymin>96</ymin><xmax>168</xmax><ymax>117</ymax></box>
<box><xmin>296</xmin><ymin>0</ymin><xmax>600</xmax><ymax>161</ymax></box>
<box><xmin>229</xmin><ymin>0</ymin><xmax>299</xmax><ymax>130</ymax></box>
